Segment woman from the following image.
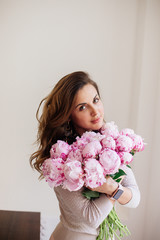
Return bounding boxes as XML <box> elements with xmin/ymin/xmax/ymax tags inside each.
<box><xmin>30</xmin><ymin>71</ymin><xmax>140</xmax><ymax>240</ymax></box>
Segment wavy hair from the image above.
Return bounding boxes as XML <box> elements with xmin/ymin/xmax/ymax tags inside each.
<box><xmin>30</xmin><ymin>71</ymin><xmax>100</xmax><ymax>176</ymax></box>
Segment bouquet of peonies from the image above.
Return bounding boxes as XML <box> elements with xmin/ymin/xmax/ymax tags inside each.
<box><xmin>42</xmin><ymin>121</ymin><xmax>145</xmax><ymax>240</ymax></box>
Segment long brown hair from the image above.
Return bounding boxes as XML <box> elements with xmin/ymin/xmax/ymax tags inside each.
<box><xmin>30</xmin><ymin>71</ymin><xmax>100</xmax><ymax>176</ymax></box>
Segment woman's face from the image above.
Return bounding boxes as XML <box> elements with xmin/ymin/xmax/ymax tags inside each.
<box><xmin>71</xmin><ymin>84</ymin><xmax>104</xmax><ymax>136</ymax></box>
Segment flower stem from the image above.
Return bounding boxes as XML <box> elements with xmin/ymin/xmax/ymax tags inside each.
<box><xmin>97</xmin><ymin>207</ymin><xmax>131</xmax><ymax>240</ymax></box>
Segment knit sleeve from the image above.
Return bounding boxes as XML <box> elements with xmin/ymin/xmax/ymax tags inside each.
<box><xmin>121</xmin><ymin>165</ymin><xmax>141</xmax><ymax>208</ymax></box>
<box><xmin>54</xmin><ymin>186</ymin><xmax>113</xmax><ymax>229</ymax></box>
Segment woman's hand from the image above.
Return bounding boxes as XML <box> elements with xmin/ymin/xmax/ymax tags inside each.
<box><xmin>89</xmin><ymin>176</ymin><xmax>119</xmax><ymax>196</ymax></box>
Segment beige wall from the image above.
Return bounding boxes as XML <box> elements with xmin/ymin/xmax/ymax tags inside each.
<box><xmin>0</xmin><ymin>1</ymin><xmax>160</xmax><ymax>239</ymax></box>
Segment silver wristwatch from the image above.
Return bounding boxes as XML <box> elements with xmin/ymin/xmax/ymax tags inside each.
<box><xmin>111</xmin><ymin>183</ymin><xmax>124</xmax><ymax>200</ymax></box>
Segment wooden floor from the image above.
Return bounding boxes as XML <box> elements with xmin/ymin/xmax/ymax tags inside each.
<box><xmin>0</xmin><ymin>210</ymin><xmax>40</xmax><ymax>240</ymax></box>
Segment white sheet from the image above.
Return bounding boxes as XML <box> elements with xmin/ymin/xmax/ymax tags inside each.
<box><xmin>40</xmin><ymin>213</ymin><xmax>59</xmax><ymax>240</ymax></box>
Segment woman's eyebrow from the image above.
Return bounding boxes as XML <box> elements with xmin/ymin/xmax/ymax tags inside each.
<box><xmin>75</xmin><ymin>102</ymin><xmax>86</xmax><ymax>109</ymax></box>
<box><xmin>75</xmin><ymin>94</ymin><xmax>98</xmax><ymax>109</ymax></box>
<box><xmin>93</xmin><ymin>94</ymin><xmax>98</xmax><ymax>99</ymax></box>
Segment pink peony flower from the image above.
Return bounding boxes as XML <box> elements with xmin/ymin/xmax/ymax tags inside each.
<box><xmin>82</xmin><ymin>131</ymin><xmax>105</xmax><ymax>142</ymax></box>
<box><xmin>99</xmin><ymin>149</ymin><xmax>121</xmax><ymax>175</ymax></box>
<box><xmin>116</xmin><ymin>135</ymin><xmax>133</xmax><ymax>152</ymax></box>
<box><xmin>50</xmin><ymin>140</ymin><xmax>71</xmax><ymax>160</ymax></box>
<box><xmin>120</xmin><ymin>128</ymin><xmax>134</xmax><ymax>136</ymax></box>
<box><xmin>118</xmin><ymin>152</ymin><xmax>133</xmax><ymax>165</ymax></box>
<box><xmin>128</xmin><ymin>134</ymin><xmax>145</xmax><ymax>152</ymax></box>
<box><xmin>101</xmin><ymin>136</ymin><xmax>116</xmax><ymax>151</ymax></box>
<box><xmin>84</xmin><ymin>158</ymin><xmax>106</xmax><ymax>188</ymax></box>
<box><xmin>67</xmin><ymin>147</ymin><xmax>83</xmax><ymax>162</ymax></box>
<box><xmin>100</xmin><ymin>121</ymin><xmax>119</xmax><ymax>139</ymax></box>
<box><xmin>63</xmin><ymin>160</ymin><xmax>84</xmax><ymax>191</ymax></box>
<box><xmin>63</xmin><ymin>178</ymin><xmax>84</xmax><ymax>192</ymax></box>
<box><xmin>73</xmin><ymin>136</ymin><xmax>89</xmax><ymax>151</ymax></box>
<box><xmin>82</xmin><ymin>140</ymin><xmax>102</xmax><ymax>158</ymax></box>
<box><xmin>81</xmin><ymin>131</ymin><xmax>97</xmax><ymax>141</ymax></box>
<box><xmin>42</xmin><ymin>158</ymin><xmax>65</xmax><ymax>188</ymax></box>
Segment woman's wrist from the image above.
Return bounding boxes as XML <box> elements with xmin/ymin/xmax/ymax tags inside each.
<box><xmin>106</xmin><ymin>181</ymin><xmax>119</xmax><ymax>196</ymax></box>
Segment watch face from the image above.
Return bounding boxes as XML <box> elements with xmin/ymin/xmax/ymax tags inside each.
<box><xmin>113</xmin><ymin>189</ymin><xmax>124</xmax><ymax>200</ymax></box>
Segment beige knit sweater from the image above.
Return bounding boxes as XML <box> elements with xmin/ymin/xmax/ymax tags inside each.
<box><xmin>54</xmin><ymin>165</ymin><xmax>140</xmax><ymax>236</ymax></box>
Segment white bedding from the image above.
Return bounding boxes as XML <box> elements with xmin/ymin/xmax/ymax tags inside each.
<box><xmin>40</xmin><ymin>213</ymin><xmax>59</xmax><ymax>240</ymax></box>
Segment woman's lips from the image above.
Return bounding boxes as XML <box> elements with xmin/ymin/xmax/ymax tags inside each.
<box><xmin>91</xmin><ymin>117</ymin><xmax>101</xmax><ymax>124</ymax></box>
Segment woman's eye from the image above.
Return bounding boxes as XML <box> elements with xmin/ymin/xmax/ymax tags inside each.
<box><xmin>79</xmin><ymin>105</ymin><xmax>86</xmax><ymax>111</ymax></box>
<box><xmin>94</xmin><ymin>97</ymin><xmax>99</xmax><ymax>103</ymax></box>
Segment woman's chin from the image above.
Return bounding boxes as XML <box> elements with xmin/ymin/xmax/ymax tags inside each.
<box><xmin>91</xmin><ymin>121</ymin><xmax>103</xmax><ymax>130</ymax></box>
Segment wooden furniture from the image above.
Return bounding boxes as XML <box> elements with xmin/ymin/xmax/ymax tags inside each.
<box><xmin>0</xmin><ymin>210</ymin><xmax>40</xmax><ymax>240</ymax></box>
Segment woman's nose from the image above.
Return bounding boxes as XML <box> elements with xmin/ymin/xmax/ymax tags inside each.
<box><xmin>91</xmin><ymin>106</ymin><xmax>98</xmax><ymax>116</ymax></box>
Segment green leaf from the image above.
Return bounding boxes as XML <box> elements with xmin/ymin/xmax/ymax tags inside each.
<box><xmin>115</xmin><ymin>178</ymin><xmax>122</xmax><ymax>183</ymax></box>
<box><xmin>126</xmin><ymin>164</ymin><xmax>131</xmax><ymax>169</ymax></box>
<box><xmin>111</xmin><ymin>169</ymin><xmax>126</xmax><ymax>180</ymax></box>
<box><xmin>130</xmin><ymin>149</ymin><xmax>135</xmax><ymax>156</ymax></box>
<box><xmin>82</xmin><ymin>189</ymin><xmax>100</xmax><ymax>200</ymax></box>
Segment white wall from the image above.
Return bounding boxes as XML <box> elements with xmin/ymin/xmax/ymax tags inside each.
<box><xmin>127</xmin><ymin>1</ymin><xmax>160</xmax><ymax>239</ymax></box>
<box><xmin>0</xmin><ymin>1</ymin><xmax>159</xmax><ymax>239</ymax></box>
